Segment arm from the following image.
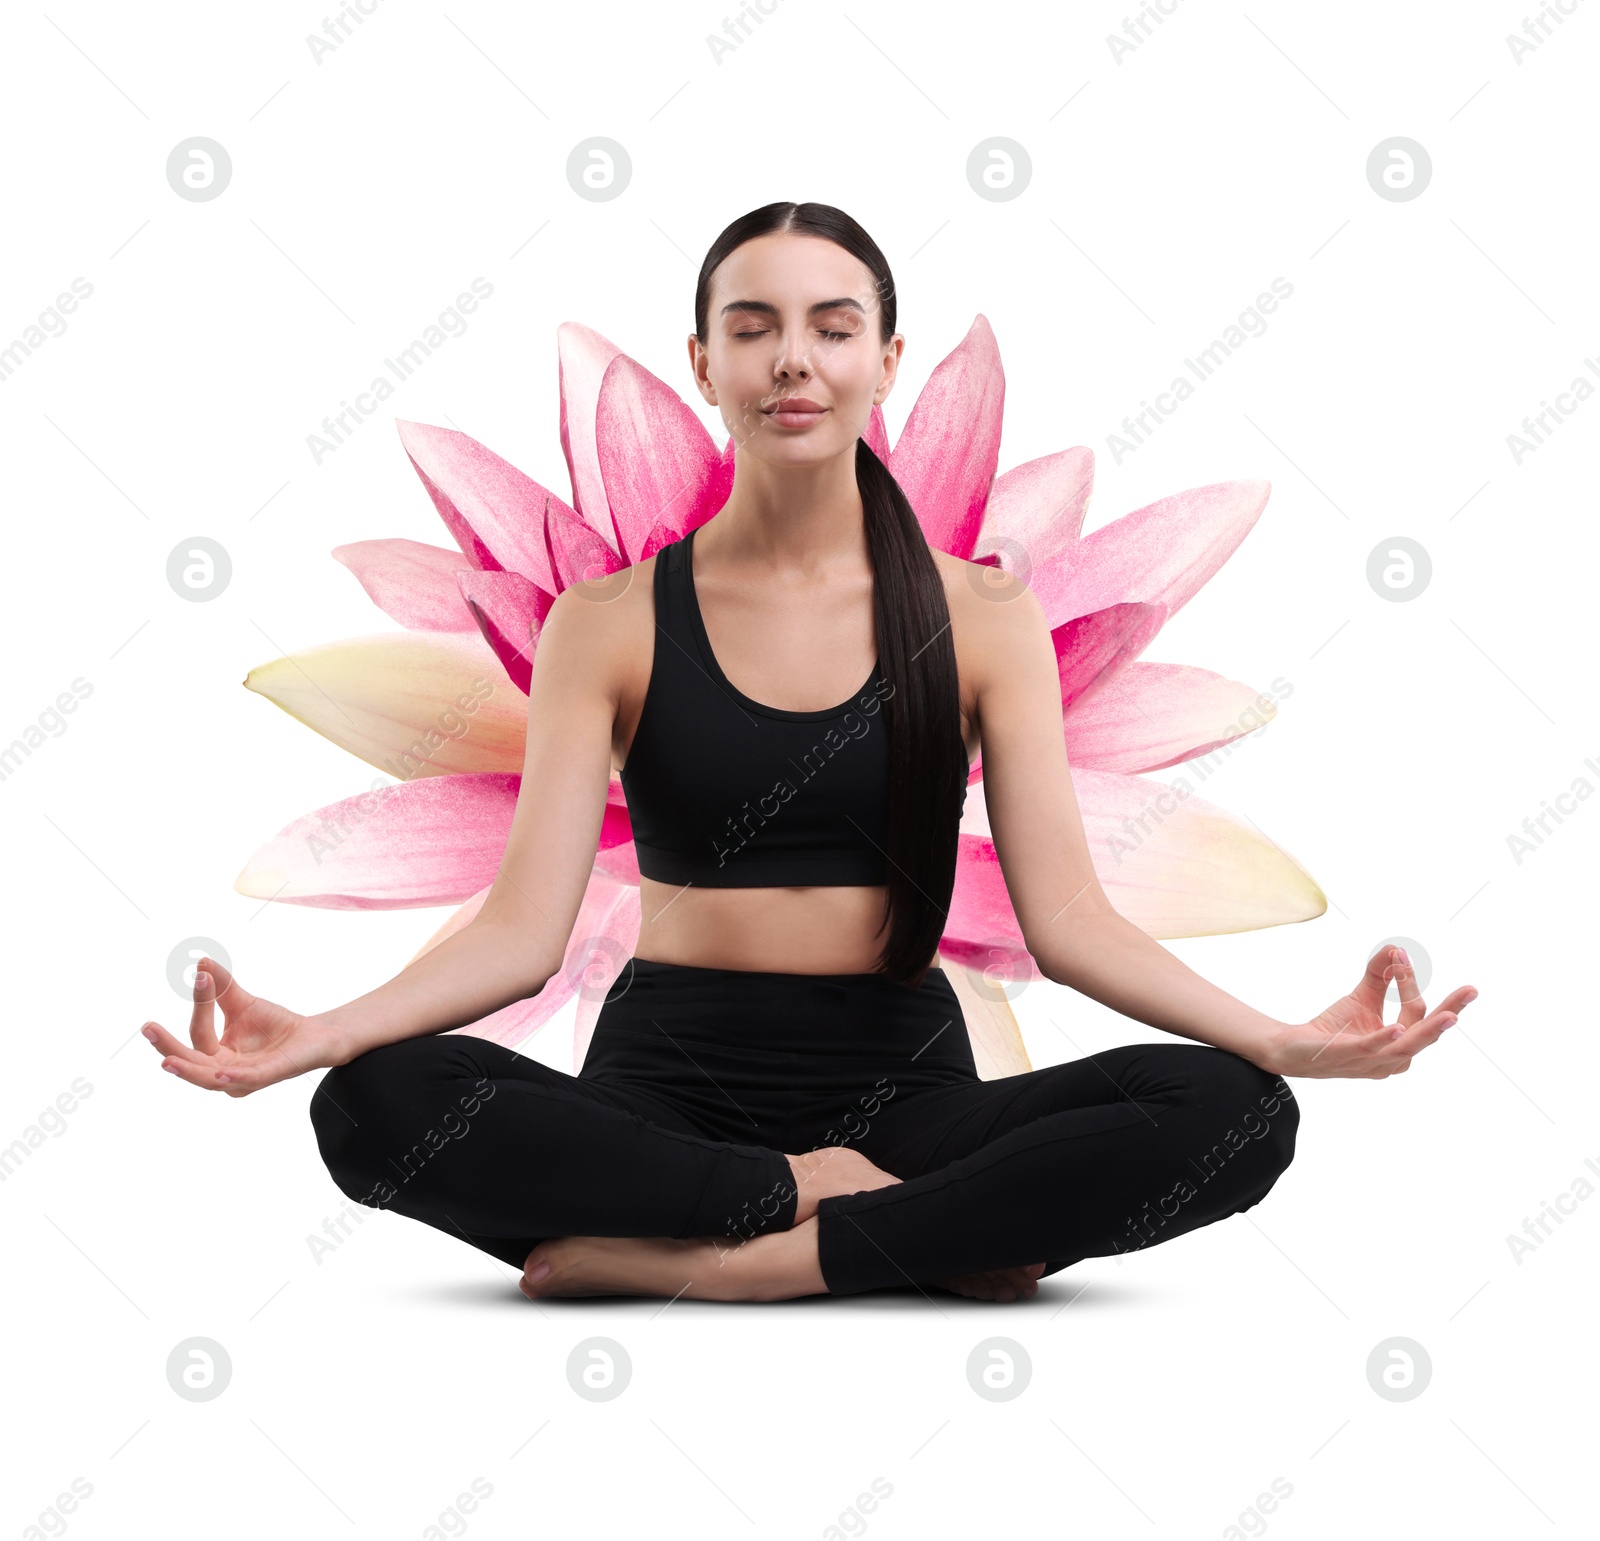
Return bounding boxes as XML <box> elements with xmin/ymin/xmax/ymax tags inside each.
<box><xmin>143</xmin><ymin>581</ymin><xmax>623</xmax><ymax>1092</ymax></box>
<box><xmin>309</xmin><ymin>919</ymin><xmax>559</xmax><ymax>1069</ymax></box>
<box><xmin>316</xmin><ymin>580</ymin><xmax>626</xmax><ymax>1061</ymax></box>
<box><xmin>972</xmin><ymin>576</ymin><xmax>1291</xmax><ymax>1070</ymax></box>
<box><xmin>971</xmin><ymin>576</ymin><xmax>1475</xmax><ymax>1078</ymax></box>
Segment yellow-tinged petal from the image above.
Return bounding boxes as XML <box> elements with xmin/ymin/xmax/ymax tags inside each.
<box><xmin>243</xmin><ymin>630</ymin><xmax>527</xmax><ymax>778</ymax></box>
<box><xmin>939</xmin><ymin>951</ymin><xmax>1033</xmax><ymax>1079</ymax></box>
<box><xmin>950</xmin><ymin>770</ymin><xmax>1326</xmax><ymax>949</ymax></box>
<box><xmin>1085</xmin><ymin>771</ymin><xmax>1327</xmax><ymax>937</ymax></box>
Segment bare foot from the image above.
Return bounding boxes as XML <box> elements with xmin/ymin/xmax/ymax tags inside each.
<box><xmin>787</xmin><ymin>1146</ymin><xmax>903</xmax><ymax>1224</ymax></box>
<box><xmin>520</xmin><ymin>1219</ymin><xmax>828</xmax><ymax>1302</ymax></box>
<box><xmin>932</xmin><ymin>1262</ymin><xmax>1047</xmax><ymax>1302</ymax></box>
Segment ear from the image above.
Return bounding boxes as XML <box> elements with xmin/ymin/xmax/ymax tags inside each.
<box><xmin>873</xmin><ymin>334</ymin><xmax>905</xmax><ymax>404</ymax></box>
<box><xmin>685</xmin><ymin>333</ymin><xmax>717</xmax><ymax>404</ymax></box>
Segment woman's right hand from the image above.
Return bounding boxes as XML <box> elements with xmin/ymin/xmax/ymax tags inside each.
<box><xmin>141</xmin><ymin>957</ymin><xmax>345</xmax><ymax>1097</ymax></box>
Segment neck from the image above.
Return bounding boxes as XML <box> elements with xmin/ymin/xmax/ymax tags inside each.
<box><xmin>700</xmin><ymin>446</ymin><xmax>867</xmax><ymax>568</ymax></box>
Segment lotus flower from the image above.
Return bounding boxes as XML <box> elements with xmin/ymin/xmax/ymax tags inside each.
<box><xmin>236</xmin><ymin>318</ymin><xmax>1325</xmax><ymax>1080</ymax></box>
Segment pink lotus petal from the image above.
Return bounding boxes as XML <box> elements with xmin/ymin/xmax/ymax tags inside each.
<box><xmin>558</xmin><ymin>322</ymin><xmax>627</xmax><ymax>537</ymax></box>
<box><xmin>1051</xmin><ymin>478</ymin><xmax>1270</xmax><ymax>630</ymax></box>
<box><xmin>234</xmin><ymin>772</ymin><xmax>523</xmax><ymax>909</ymax></box>
<box><xmin>332</xmin><ymin>538</ymin><xmax>481</xmax><ymax>632</ymax></box>
<box><xmin>1063</xmin><ymin>662</ymin><xmax>1284</xmax><ymax>774</ymax></box>
<box><xmin>942</xmin><ymin>831</ymin><xmax>1040</xmax><ymax>979</ymax></box>
<box><xmin>457</xmin><ymin>870</ymin><xmax>636</xmax><ymax>1062</ymax></box>
<box><xmin>457</xmin><ymin>569</ymin><xmax>555</xmax><ymax>694</ymax></box>
<box><xmin>889</xmin><ymin>316</ymin><xmax>1004</xmax><ymax>558</ymax></box>
<box><xmin>408</xmin><ymin>868</ymin><xmax>640</xmax><ymax>1051</ymax></box>
<box><xmin>596</xmin><ymin>354</ymin><xmax>731</xmax><ymax>561</ymax></box>
<box><xmin>589</xmin><ymin>775</ymin><xmax>637</xmax><ymax>858</ymax></box>
<box><xmin>244</xmin><ymin>631</ymin><xmax>528</xmax><ymax>777</ymax></box>
<box><xmin>1053</xmin><ymin>601</ymin><xmax>1168</xmax><ymax>711</ymax></box>
<box><xmin>948</xmin><ymin>768</ymin><xmax>1325</xmax><ymax>956</ymax></box>
<box><xmin>970</xmin><ymin>446</ymin><xmax>1095</xmax><ymax>623</ymax></box>
<box><xmin>546</xmin><ymin>496</ymin><xmax>628</xmax><ymax>592</ymax></box>
<box><xmin>598</xmin><ymin>799</ymin><xmax>635</xmax><ymax>853</ymax></box>
<box><xmin>592</xmin><ymin>836</ymin><xmax>641</xmax><ymax>887</ymax></box>
<box><xmin>960</xmin><ymin>602</ymin><xmax>1163</xmax><ymax>785</ymax></box>
<box><xmin>397</xmin><ymin>420</ymin><xmax>565</xmax><ymax>593</ymax></box>
<box><xmin>411</xmin><ymin>882</ymin><xmax>489</xmax><ymax>947</ymax></box>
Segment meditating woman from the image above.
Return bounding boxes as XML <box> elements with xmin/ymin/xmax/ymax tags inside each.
<box><xmin>139</xmin><ymin>200</ymin><xmax>1476</xmax><ymax>1303</ymax></box>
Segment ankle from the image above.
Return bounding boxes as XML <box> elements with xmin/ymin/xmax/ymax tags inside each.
<box><xmin>786</xmin><ymin>1149</ymin><xmax>844</xmax><ymax>1226</ymax></box>
<box><xmin>787</xmin><ymin>1152</ymin><xmax>818</xmax><ymax>1224</ymax></box>
<box><xmin>715</xmin><ymin>1219</ymin><xmax>826</xmax><ymax>1301</ymax></box>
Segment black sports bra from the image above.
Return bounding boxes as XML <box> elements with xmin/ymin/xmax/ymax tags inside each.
<box><xmin>620</xmin><ymin>525</ymin><xmax>898</xmax><ymax>887</ymax></box>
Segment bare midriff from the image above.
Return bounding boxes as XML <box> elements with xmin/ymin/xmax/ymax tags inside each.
<box><xmin>632</xmin><ymin>879</ymin><xmax>897</xmax><ymax>975</ymax></box>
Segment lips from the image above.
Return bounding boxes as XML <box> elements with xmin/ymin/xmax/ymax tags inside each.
<box><xmin>763</xmin><ymin>398</ymin><xmax>826</xmax><ymax>414</ymax></box>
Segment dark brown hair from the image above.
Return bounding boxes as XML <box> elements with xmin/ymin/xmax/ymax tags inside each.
<box><xmin>692</xmin><ymin>201</ymin><xmax>966</xmax><ymax>988</ymax></box>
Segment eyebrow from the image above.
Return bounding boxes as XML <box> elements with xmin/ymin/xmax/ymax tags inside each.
<box><xmin>719</xmin><ymin>297</ymin><xmax>866</xmax><ymax>320</ymax></box>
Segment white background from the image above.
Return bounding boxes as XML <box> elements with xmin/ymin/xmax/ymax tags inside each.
<box><xmin>1</xmin><ymin>2</ymin><xmax>1595</xmax><ymax>1537</ymax></box>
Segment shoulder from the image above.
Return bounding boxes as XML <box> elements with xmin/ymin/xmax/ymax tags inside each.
<box><xmin>928</xmin><ymin>545</ymin><xmax>1050</xmax><ymax>668</ymax></box>
<box><xmin>533</xmin><ymin>549</ymin><xmax>661</xmax><ymax>694</ymax></box>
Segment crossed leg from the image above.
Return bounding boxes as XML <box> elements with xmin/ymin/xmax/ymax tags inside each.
<box><xmin>308</xmin><ymin>1034</ymin><xmax>803</xmax><ymax>1269</ymax></box>
<box><xmin>810</xmin><ymin>1042</ymin><xmax>1302</xmax><ymax>1295</ymax></box>
<box><xmin>517</xmin><ymin>1042</ymin><xmax>1300</xmax><ymax>1300</ymax></box>
<box><xmin>309</xmin><ymin>1035</ymin><xmax>1299</xmax><ymax>1302</ymax></box>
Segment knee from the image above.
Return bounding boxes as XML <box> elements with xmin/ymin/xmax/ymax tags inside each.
<box><xmin>307</xmin><ymin>1052</ymin><xmax>387</xmax><ymax>1199</ymax></box>
<box><xmin>1197</xmin><ymin>1050</ymin><xmax>1300</xmax><ymax>1178</ymax></box>
<box><xmin>1242</xmin><ymin>1059</ymin><xmax>1299</xmax><ymax>1177</ymax></box>
<box><xmin>308</xmin><ymin>1036</ymin><xmax>481</xmax><ymax>1198</ymax></box>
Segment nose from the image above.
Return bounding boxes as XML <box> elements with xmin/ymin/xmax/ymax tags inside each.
<box><xmin>773</xmin><ymin>329</ymin><xmax>812</xmax><ymax>382</ymax></box>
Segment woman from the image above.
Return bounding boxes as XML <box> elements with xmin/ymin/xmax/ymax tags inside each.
<box><xmin>139</xmin><ymin>201</ymin><xmax>1477</xmax><ymax>1303</ymax></box>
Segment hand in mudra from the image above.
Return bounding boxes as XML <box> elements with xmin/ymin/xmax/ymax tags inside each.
<box><xmin>1268</xmin><ymin>945</ymin><xmax>1478</xmax><ymax>1080</ymax></box>
<box><xmin>141</xmin><ymin>957</ymin><xmax>339</xmax><ymax>1096</ymax></box>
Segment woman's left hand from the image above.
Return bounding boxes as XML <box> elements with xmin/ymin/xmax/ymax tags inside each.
<box><xmin>1263</xmin><ymin>945</ymin><xmax>1478</xmax><ymax>1080</ymax></box>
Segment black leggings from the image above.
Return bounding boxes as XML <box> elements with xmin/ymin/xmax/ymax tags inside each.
<box><xmin>309</xmin><ymin>957</ymin><xmax>1300</xmax><ymax>1295</ymax></box>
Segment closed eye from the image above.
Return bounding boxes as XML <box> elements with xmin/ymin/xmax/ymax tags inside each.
<box><xmin>732</xmin><ymin>329</ymin><xmax>855</xmax><ymax>341</ymax></box>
